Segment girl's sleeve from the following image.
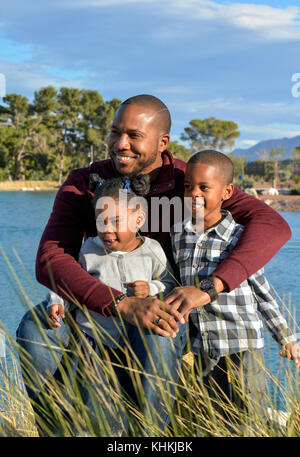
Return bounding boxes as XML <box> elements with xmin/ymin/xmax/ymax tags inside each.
<box><xmin>148</xmin><ymin>243</ymin><xmax>178</xmax><ymax>297</ymax></box>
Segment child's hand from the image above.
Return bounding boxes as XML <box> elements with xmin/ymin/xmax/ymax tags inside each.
<box><xmin>126</xmin><ymin>281</ymin><xmax>150</xmax><ymax>299</ymax></box>
<box><xmin>47</xmin><ymin>304</ymin><xmax>65</xmax><ymax>328</ymax></box>
<box><xmin>280</xmin><ymin>342</ymin><xmax>300</xmax><ymax>368</ymax></box>
<box><xmin>164</xmin><ymin>286</ymin><xmax>210</xmax><ymax>322</ymax></box>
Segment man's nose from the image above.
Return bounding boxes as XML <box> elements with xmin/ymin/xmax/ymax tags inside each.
<box><xmin>116</xmin><ymin>133</ymin><xmax>130</xmax><ymax>150</ymax></box>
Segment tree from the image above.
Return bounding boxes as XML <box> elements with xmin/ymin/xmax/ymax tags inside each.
<box><xmin>230</xmin><ymin>155</ymin><xmax>247</xmax><ymax>180</ymax></box>
<box><xmin>291</xmin><ymin>146</ymin><xmax>300</xmax><ymax>176</ymax></box>
<box><xmin>0</xmin><ymin>86</ymin><xmax>122</xmax><ymax>181</ymax></box>
<box><xmin>53</xmin><ymin>87</ymin><xmax>83</xmax><ymax>184</ymax></box>
<box><xmin>269</xmin><ymin>146</ymin><xmax>284</xmax><ymax>188</ymax></box>
<box><xmin>79</xmin><ymin>92</ymin><xmax>122</xmax><ymax>163</ymax></box>
<box><xmin>167</xmin><ymin>140</ymin><xmax>192</xmax><ymax>162</ymax></box>
<box><xmin>181</xmin><ymin>117</ymin><xmax>240</xmax><ymax>152</ymax></box>
<box><xmin>0</xmin><ymin>87</ymin><xmax>58</xmax><ymax>179</ymax></box>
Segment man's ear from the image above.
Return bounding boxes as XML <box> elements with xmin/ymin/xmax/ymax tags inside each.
<box><xmin>222</xmin><ymin>183</ymin><xmax>234</xmax><ymax>202</ymax></box>
<box><xmin>158</xmin><ymin>133</ymin><xmax>170</xmax><ymax>153</ymax></box>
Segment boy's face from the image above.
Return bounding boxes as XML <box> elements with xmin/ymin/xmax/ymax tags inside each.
<box><xmin>95</xmin><ymin>198</ymin><xmax>144</xmax><ymax>252</ymax></box>
<box><xmin>184</xmin><ymin>162</ymin><xmax>233</xmax><ymax>228</ymax></box>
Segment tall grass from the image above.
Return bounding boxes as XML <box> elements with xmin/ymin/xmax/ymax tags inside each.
<box><xmin>0</xmin><ymin>249</ymin><xmax>299</xmax><ymax>437</ymax></box>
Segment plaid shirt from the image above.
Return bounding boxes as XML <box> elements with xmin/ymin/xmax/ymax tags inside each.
<box><xmin>171</xmin><ymin>210</ymin><xmax>295</xmax><ymax>367</ymax></box>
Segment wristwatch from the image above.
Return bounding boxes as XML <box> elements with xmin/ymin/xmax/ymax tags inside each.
<box><xmin>199</xmin><ymin>277</ymin><xmax>218</xmax><ymax>303</ymax></box>
<box><xmin>110</xmin><ymin>293</ymin><xmax>127</xmax><ymax>315</ymax></box>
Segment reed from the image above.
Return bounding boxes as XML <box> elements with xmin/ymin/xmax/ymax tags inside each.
<box><xmin>0</xmin><ymin>248</ymin><xmax>299</xmax><ymax>437</ymax></box>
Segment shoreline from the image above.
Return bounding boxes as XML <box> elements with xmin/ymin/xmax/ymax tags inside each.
<box><xmin>1</xmin><ymin>181</ymin><xmax>300</xmax><ymax>211</ymax></box>
<box><xmin>0</xmin><ymin>180</ymin><xmax>60</xmax><ymax>191</ymax></box>
<box><xmin>259</xmin><ymin>195</ymin><xmax>300</xmax><ymax>212</ymax></box>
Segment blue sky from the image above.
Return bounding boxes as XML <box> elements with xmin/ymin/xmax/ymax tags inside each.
<box><xmin>1</xmin><ymin>0</ymin><xmax>300</xmax><ymax>150</ymax></box>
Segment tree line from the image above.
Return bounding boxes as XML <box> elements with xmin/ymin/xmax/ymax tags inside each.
<box><xmin>0</xmin><ymin>86</ymin><xmax>300</xmax><ymax>187</ymax></box>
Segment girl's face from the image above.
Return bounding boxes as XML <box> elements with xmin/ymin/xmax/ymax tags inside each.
<box><xmin>95</xmin><ymin>197</ymin><xmax>144</xmax><ymax>252</ymax></box>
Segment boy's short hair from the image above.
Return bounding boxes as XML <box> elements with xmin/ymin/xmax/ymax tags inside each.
<box><xmin>187</xmin><ymin>149</ymin><xmax>234</xmax><ymax>184</ymax></box>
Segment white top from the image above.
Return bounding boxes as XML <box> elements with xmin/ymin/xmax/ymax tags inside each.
<box><xmin>47</xmin><ymin>236</ymin><xmax>176</xmax><ymax>348</ymax></box>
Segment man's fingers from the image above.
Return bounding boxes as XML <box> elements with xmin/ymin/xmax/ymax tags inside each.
<box><xmin>156</xmin><ymin>312</ymin><xmax>178</xmax><ymax>335</ymax></box>
<box><xmin>147</xmin><ymin>322</ymin><xmax>174</xmax><ymax>338</ymax></box>
<box><xmin>160</xmin><ymin>301</ymin><xmax>185</xmax><ymax>324</ymax></box>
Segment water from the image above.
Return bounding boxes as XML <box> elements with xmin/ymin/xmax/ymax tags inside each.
<box><xmin>0</xmin><ymin>191</ymin><xmax>299</xmax><ymax>401</ymax></box>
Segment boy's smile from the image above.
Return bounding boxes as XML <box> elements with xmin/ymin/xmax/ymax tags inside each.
<box><xmin>184</xmin><ymin>162</ymin><xmax>233</xmax><ymax>230</ymax></box>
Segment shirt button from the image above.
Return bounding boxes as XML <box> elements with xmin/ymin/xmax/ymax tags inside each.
<box><xmin>202</xmin><ymin>331</ymin><xmax>208</xmax><ymax>337</ymax></box>
<box><xmin>193</xmin><ymin>263</ymin><xmax>198</xmax><ymax>269</ymax></box>
<box><xmin>197</xmin><ymin>242</ymin><xmax>202</xmax><ymax>247</ymax></box>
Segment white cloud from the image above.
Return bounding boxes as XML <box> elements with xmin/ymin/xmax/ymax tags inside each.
<box><xmin>0</xmin><ymin>60</ymin><xmax>85</xmax><ymax>97</ymax></box>
<box><xmin>68</xmin><ymin>0</ymin><xmax>157</xmax><ymax>6</ymax></box>
<box><xmin>237</xmin><ymin>139</ymin><xmax>258</xmax><ymax>149</ymax></box>
<box><xmin>150</xmin><ymin>1</ymin><xmax>300</xmax><ymax>42</ymax></box>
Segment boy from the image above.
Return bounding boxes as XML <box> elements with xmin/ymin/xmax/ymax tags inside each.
<box><xmin>166</xmin><ymin>149</ymin><xmax>300</xmax><ymax>424</ymax></box>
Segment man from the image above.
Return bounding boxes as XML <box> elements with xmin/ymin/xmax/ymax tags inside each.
<box><xmin>16</xmin><ymin>94</ymin><xmax>291</xmax><ymax>435</ymax></box>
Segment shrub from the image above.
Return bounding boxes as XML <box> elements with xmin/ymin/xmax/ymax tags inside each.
<box><xmin>290</xmin><ymin>187</ymin><xmax>300</xmax><ymax>195</ymax></box>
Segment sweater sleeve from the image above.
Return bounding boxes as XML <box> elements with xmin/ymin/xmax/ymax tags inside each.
<box><xmin>35</xmin><ymin>170</ymin><xmax>122</xmax><ymax>315</ymax></box>
<box><xmin>214</xmin><ymin>186</ymin><xmax>291</xmax><ymax>292</ymax></box>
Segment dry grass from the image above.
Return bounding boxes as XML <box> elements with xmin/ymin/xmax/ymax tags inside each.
<box><xmin>0</xmin><ymin>180</ymin><xmax>59</xmax><ymax>191</ymax></box>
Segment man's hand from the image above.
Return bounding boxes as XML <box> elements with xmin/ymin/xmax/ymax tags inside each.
<box><xmin>126</xmin><ymin>281</ymin><xmax>150</xmax><ymax>299</ymax></box>
<box><xmin>280</xmin><ymin>341</ymin><xmax>300</xmax><ymax>368</ymax></box>
<box><xmin>164</xmin><ymin>286</ymin><xmax>210</xmax><ymax>322</ymax></box>
<box><xmin>116</xmin><ymin>295</ymin><xmax>185</xmax><ymax>338</ymax></box>
<box><xmin>47</xmin><ymin>304</ymin><xmax>65</xmax><ymax>328</ymax></box>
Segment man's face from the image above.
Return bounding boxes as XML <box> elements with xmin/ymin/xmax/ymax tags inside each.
<box><xmin>107</xmin><ymin>104</ymin><xmax>169</xmax><ymax>177</ymax></box>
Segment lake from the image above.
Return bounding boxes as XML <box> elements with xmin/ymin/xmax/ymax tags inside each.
<box><xmin>0</xmin><ymin>190</ymin><xmax>299</xmax><ymax>394</ymax></box>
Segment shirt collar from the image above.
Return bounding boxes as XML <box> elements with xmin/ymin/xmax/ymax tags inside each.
<box><xmin>147</xmin><ymin>149</ymin><xmax>176</xmax><ymax>196</ymax></box>
<box><xmin>183</xmin><ymin>210</ymin><xmax>238</xmax><ymax>242</ymax></box>
<box><xmin>91</xmin><ymin>149</ymin><xmax>177</xmax><ymax>196</ymax></box>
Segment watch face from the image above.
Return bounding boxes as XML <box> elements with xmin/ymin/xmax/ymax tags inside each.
<box><xmin>200</xmin><ymin>278</ymin><xmax>214</xmax><ymax>291</ymax></box>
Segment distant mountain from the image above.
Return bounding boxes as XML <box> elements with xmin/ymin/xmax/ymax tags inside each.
<box><xmin>231</xmin><ymin>135</ymin><xmax>300</xmax><ymax>162</ymax></box>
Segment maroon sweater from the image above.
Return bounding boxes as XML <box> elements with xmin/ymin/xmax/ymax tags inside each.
<box><xmin>36</xmin><ymin>150</ymin><xmax>291</xmax><ymax>315</ymax></box>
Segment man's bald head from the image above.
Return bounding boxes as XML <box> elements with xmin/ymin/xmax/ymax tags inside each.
<box><xmin>121</xmin><ymin>94</ymin><xmax>171</xmax><ymax>134</ymax></box>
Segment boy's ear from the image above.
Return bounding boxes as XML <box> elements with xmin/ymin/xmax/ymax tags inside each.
<box><xmin>222</xmin><ymin>183</ymin><xmax>234</xmax><ymax>202</ymax></box>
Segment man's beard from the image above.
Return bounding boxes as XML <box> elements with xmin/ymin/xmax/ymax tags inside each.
<box><xmin>110</xmin><ymin>150</ymin><xmax>158</xmax><ymax>178</ymax></box>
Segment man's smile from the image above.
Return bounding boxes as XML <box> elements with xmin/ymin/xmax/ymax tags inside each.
<box><xmin>114</xmin><ymin>153</ymin><xmax>137</xmax><ymax>163</ymax></box>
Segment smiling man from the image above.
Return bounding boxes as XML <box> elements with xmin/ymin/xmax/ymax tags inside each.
<box><xmin>16</xmin><ymin>94</ymin><xmax>291</xmax><ymax>436</ymax></box>
<box><xmin>108</xmin><ymin>96</ymin><xmax>171</xmax><ymax>179</ymax></box>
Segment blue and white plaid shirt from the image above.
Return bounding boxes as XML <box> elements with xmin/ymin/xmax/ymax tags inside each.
<box><xmin>171</xmin><ymin>210</ymin><xmax>295</xmax><ymax>366</ymax></box>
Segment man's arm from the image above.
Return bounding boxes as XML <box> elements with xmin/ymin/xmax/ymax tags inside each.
<box><xmin>36</xmin><ymin>169</ymin><xmax>183</xmax><ymax>333</ymax></box>
<box><xmin>216</xmin><ymin>186</ymin><xmax>291</xmax><ymax>291</ymax></box>
<box><xmin>35</xmin><ymin>169</ymin><xmax>122</xmax><ymax>315</ymax></box>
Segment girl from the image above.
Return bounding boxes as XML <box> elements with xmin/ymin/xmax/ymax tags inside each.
<box><xmin>46</xmin><ymin>173</ymin><xmax>177</xmax><ymax>349</ymax></box>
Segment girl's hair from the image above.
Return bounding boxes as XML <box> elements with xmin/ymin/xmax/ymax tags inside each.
<box><xmin>89</xmin><ymin>173</ymin><xmax>151</xmax><ymax>208</ymax></box>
